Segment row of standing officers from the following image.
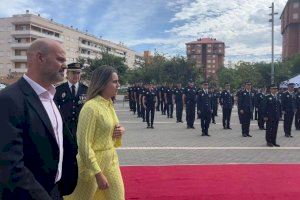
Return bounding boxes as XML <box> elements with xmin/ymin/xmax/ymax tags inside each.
<box><xmin>127</xmin><ymin>80</ymin><xmax>300</xmax><ymax>147</ymax></box>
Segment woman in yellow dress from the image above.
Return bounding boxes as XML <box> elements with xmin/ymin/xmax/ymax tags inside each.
<box><xmin>64</xmin><ymin>65</ymin><xmax>125</xmax><ymax>200</ymax></box>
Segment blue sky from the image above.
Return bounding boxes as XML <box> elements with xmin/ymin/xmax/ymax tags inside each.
<box><xmin>0</xmin><ymin>0</ymin><xmax>288</xmax><ymax>64</ymax></box>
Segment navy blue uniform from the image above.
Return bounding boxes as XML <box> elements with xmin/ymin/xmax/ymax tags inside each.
<box><xmin>211</xmin><ymin>92</ymin><xmax>219</xmax><ymax>123</ymax></box>
<box><xmin>295</xmin><ymin>92</ymin><xmax>300</xmax><ymax>130</ymax></box>
<box><xmin>197</xmin><ymin>90</ymin><xmax>212</xmax><ymax>135</ymax></box>
<box><xmin>160</xmin><ymin>86</ymin><xmax>167</xmax><ymax>115</ymax></box>
<box><xmin>263</xmin><ymin>94</ymin><xmax>281</xmax><ymax>145</ymax></box>
<box><xmin>254</xmin><ymin>92</ymin><xmax>265</xmax><ymax>129</ymax></box>
<box><xmin>282</xmin><ymin>91</ymin><xmax>297</xmax><ymax>137</ymax></box>
<box><xmin>144</xmin><ymin>89</ymin><xmax>157</xmax><ymax>128</ymax></box>
<box><xmin>140</xmin><ymin>87</ymin><xmax>146</xmax><ymax>122</ymax></box>
<box><xmin>174</xmin><ymin>87</ymin><xmax>184</xmax><ymax>122</ymax></box>
<box><xmin>184</xmin><ymin>86</ymin><xmax>197</xmax><ymax>128</ymax></box>
<box><xmin>135</xmin><ymin>86</ymin><xmax>142</xmax><ymax>117</ymax></box>
<box><xmin>237</xmin><ymin>90</ymin><xmax>253</xmax><ymax>137</ymax></box>
<box><xmin>219</xmin><ymin>90</ymin><xmax>234</xmax><ymax>129</ymax></box>
<box><xmin>156</xmin><ymin>86</ymin><xmax>161</xmax><ymax>111</ymax></box>
<box><xmin>165</xmin><ymin>87</ymin><xmax>174</xmax><ymax>118</ymax></box>
<box><xmin>54</xmin><ymin>82</ymin><xmax>88</xmax><ymax>138</ymax></box>
<box><xmin>127</xmin><ymin>86</ymin><xmax>136</xmax><ymax>113</ymax></box>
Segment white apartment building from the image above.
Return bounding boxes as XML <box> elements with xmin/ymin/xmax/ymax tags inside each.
<box><xmin>0</xmin><ymin>11</ymin><xmax>144</xmax><ymax>76</ymax></box>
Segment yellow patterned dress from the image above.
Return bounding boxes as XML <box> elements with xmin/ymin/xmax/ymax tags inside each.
<box><xmin>64</xmin><ymin>95</ymin><xmax>124</xmax><ymax>200</ymax></box>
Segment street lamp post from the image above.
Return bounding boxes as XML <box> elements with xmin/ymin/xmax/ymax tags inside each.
<box><xmin>269</xmin><ymin>2</ymin><xmax>278</xmax><ymax>84</ymax></box>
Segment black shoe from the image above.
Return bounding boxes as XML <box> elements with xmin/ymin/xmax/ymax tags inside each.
<box><xmin>176</xmin><ymin>120</ymin><xmax>179</xmax><ymax>123</ymax></box>
<box><xmin>242</xmin><ymin>134</ymin><xmax>247</xmax><ymax>137</ymax></box>
<box><xmin>170</xmin><ymin>116</ymin><xmax>173</xmax><ymax>118</ymax></box>
<box><xmin>147</xmin><ymin>126</ymin><xmax>150</xmax><ymax>129</ymax></box>
<box><xmin>259</xmin><ymin>128</ymin><xmax>264</xmax><ymax>130</ymax></box>
<box><xmin>206</xmin><ymin>134</ymin><xmax>211</xmax><ymax>136</ymax></box>
<box><xmin>247</xmin><ymin>134</ymin><xmax>252</xmax><ymax>137</ymax></box>
<box><xmin>151</xmin><ymin>125</ymin><xmax>154</xmax><ymax>129</ymax></box>
<box><xmin>267</xmin><ymin>143</ymin><xmax>273</xmax><ymax>147</ymax></box>
<box><xmin>201</xmin><ymin>133</ymin><xmax>206</xmax><ymax>136</ymax></box>
<box><xmin>191</xmin><ymin>126</ymin><xmax>195</xmax><ymax>129</ymax></box>
<box><xmin>223</xmin><ymin>127</ymin><xmax>227</xmax><ymax>130</ymax></box>
<box><xmin>212</xmin><ymin>121</ymin><xmax>216</xmax><ymax>124</ymax></box>
<box><xmin>289</xmin><ymin>135</ymin><xmax>293</xmax><ymax>138</ymax></box>
<box><xmin>187</xmin><ymin>126</ymin><xmax>190</xmax><ymax>129</ymax></box>
<box><xmin>180</xmin><ymin>121</ymin><xmax>183</xmax><ymax>123</ymax></box>
<box><xmin>227</xmin><ymin>127</ymin><xmax>232</xmax><ymax>130</ymax></box>
<box><xmin>273</xmin><ymin>144</ymin><xmax>280</xmax><ymax>147</ymax></box>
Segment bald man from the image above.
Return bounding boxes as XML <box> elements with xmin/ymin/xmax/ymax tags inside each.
<box><xmin>0</xmin><ymin>38</ymin><xmax>78</xmax><ymax>200</ymax></box>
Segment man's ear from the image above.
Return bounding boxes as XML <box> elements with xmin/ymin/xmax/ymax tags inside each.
<box><xmin>36</xmin><ymin>52</ymin><xmax>45</xmax><ymax>64</ymax></box>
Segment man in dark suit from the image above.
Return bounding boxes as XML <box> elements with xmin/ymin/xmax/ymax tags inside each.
<box><xmin>237</xmin><ymin>81</ymin><xmax>253</xmax><ymax>137</ymax></box>
<box><xmin>0</xmin><ymin>38</ymin><xmax>78</xmax><ymax>200</ymax></box>
<box><xmin>54</xmin><ymin>63</ymin><xmax>88</xmax><ymax>138</ymax></box>
<box><xmin>263</xmin><ymin>84</ymin><xmax>281</xmax><ymax>147</ymax></box>
<box><xmin>197</xmin><ymin>81</ymin><xmax>212</xmax><ymax>136</ymax></box>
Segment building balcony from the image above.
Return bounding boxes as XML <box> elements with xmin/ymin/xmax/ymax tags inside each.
<box><xmin>14</xmin><ymin>68</ymin><xmax>27</xmax><ymax>73</ymax></box>
<box><xmin>10</xmin><ymin>43</ymin><xmax>31</xmax><ymax>49</ymax></box>
<box><xmin>79</xmin><ymin>53</ymin><xmax>98</xmax><ymax>60</ymax></box>
<box><xmin>11</xmin><ymin>55</ymin><xmax>27</xmax><ymax>62</ymax></box>
<box><xmin>79</xmin><ymin>43</ymin><xmax>103</xmax><ymax>53</ymax></box>
<box><xmin>11</xmin><ymin>30</ymin><xmax>63</xmax><ymax>42</ymax></box>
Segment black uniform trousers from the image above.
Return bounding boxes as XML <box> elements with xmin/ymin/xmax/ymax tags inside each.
<box><xmin>222</xmin><ymin>107</ymin><xmax>232</xmax><ymax>128</ymax></box>
<box><xmin>141</xmin><ymin>105</ymin><xmax>146</xmax><ymax>121</ymax></box>
<box><xmin>284</xmin><ymin>112</ymin><xmax>294</xmax><ymax>136</ymax></box>
<box><xmin>156</xmin><ymin>98</ymin><xmax>160</xmax><ymax>111</ymax></box>
<box><xmin>257</xmin><ymin>108</ymin><xmax>265</xmax><ymax>129</ymax></box>
<box><xmin>266</xmin><ymin>120</ymin><xmax>279</xmax><ymax>145</ymax></box>
<box><xmin>166</xmin><ymin>102</ymin><xmax>174</xmax><ymax>118</ymax></box>
<box><xmin>240</xmin><ymin>111</ymin><xmax>251</xmax><ymax>136</ymax></box>
<box><xmin>186</xmin><ymin>101</ymin><xmax>196</xmax><ymax>127</ymax></box>
<box><xmin>131</xmin><ymin>100</ymin><xmax>136</xmax><ymax>114</ymax></box>
<box><xmin>161</xmin><ymin>98</ymin><xmax>166</xmax><ymax>114</ymax></box>
<box><xmin>211</xmin><ymin>105</ymin><xmax>217</xmax><ymax>123</ymax></box>
<box><xmin>176</xmin><ymin>102</ymin><xmax>183</xmax><ymax>122</ymax></box>
<box><xmin>146</xmin><ymin>106</ymin><xmax>155</xmax><ymax>126</ymax></box>
<box><xmin>136</xmin><ymin>101</ymin><xmax>141</xmax><ymax>117</ymax></box>
<box><xmin>295</xmin><ymin>110</ymin><xmax>300</xmax><ymax>130</ymax></box>
<box><xmin>200</xmin><ymin>112</ymin><xmax>211</xmax><ymax>134</ymax></box>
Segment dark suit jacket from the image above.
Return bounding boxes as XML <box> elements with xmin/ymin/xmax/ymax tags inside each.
<box><xmin>0</xmin><ymin>78</ymin><xmax>78</xmax><ymax>200</ymax></box>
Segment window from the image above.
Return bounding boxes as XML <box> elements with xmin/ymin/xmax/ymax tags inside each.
<box><xmin>213</xmin><ymin>55</ymin><xmax>216</xmax><ymax>58</ymax></box>
<box><xmin>207</xmin><ymin>65</ymin><xmax>211</xmax><ymax>68</ymax></box>
<box><xmin>219</xmin><ymin>44</ymin><xmax>222</xmax><ymax>47</ymax></box>
<box><xmin>293</xmin><ymin>13</ymin><xmax>299</xmax><ymax>20</ymax></box>
<box><xmin>207</xmin><ymin>49</ymin><xmax>211</xmax><ymax>53</ymax></box>
<box><xmin>207</xmin><ymin>59</ymin><xmax>211</xmax><ymax>63</ymax></box>
<box><xmin>207</xmin><ymin>44</ymin><xmax>212</xmax><ymax>47</ymax></box>
<box><xmin>212</xmin><ymin>70</ymin><xmax>215</xmax><ymax>73</ymax></box>
<box><xmin>293</xmin><ymin>2</ymin><xmax>299</xmax><ymax>8</ymax></box>
<box><xmin>212</xmin><ymin>60</ymin><xmax>216</xmax><ymax>63</ymax></box>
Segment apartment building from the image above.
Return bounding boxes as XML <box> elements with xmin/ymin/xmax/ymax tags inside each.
<box><xmin>0</xmin><ymin>11</ymin><xmax>144</xmax><ymax>77</ymax></box>
<box><xmin>186</xmin><ymin>38</ymin><xmax>225</xmax><ymax>81</ymax></box>
<box><xmin>281</xmin><ymin>0</ymin><xmax>300</xmax><ymax>60</ymax></box>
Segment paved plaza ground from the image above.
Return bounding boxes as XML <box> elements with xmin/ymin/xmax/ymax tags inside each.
<box><xmin>114</xmin><ymin>96</ymin><xmax>300</xmax><ymax>166</ymax></box>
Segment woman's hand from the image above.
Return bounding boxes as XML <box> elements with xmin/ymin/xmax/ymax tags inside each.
<box><xmin>95</xmin><ymin>172</ymin><xmax>109</xmax><ymax>190</ymax></box>
<box><xmin>113</xmin><ymin>124</ymin><xmax>125</xmax><ymax>139</ymax></box>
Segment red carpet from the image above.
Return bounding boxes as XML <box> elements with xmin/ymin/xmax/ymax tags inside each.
<box><xmin>121</xmin><ymin>164</ymin><xmax>300</xmax><ymax>200</ymax></box>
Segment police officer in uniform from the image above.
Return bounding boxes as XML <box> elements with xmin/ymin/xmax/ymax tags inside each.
<box><xmin>54</xmin><ymin>62</ymin><xmax>88</xmax><ymax>138</ymax></box>
<box><xmin>135</xmin><ymin>82</ymin><xmax>142</xmax><ymax>118</ymax></box>
<box><xmin>127</xmin><ymin>84</ymin><xmax>136</xmax><ymax>113</ymax></box>
<box><xmin>237</xmin><ymin>81</ymin><xmax>253</xmax><ymax>137</ymax></box>
<box><xmin>183</xmin><ymin>80</ymin><xmax>197</xmax><ymax>129</ymax></box>
<box><xmin>255</xmin><ymin>88</ymin><xmax>266</xmax><ymax>130</ymax></box>
<box><xmin>160</xmin><ymin>83</ymin><xmax>167</xmax><ymax>115</ymax></box>
<box><xmin>282</xmin><ymin>83</ymin><xmax>296</xmax><ymax>137</ymax></box>
<box><xmin>219</xmin><ymin>83</ymin><xmax>234</xmax><ymax>129</ymax></box>
<box><xmin>173</xmin><ymin>83</ymin><xmax>184</xmax><ymax>123</ymax></box>
<box><xmin>263</xmin><ymin>84</ymin><xmax>280</xmax><ymax>147</ymax></box>
<box><xmin>295</xmin><ymin>87</ymin><xmax>300</xmax><ymax>130</ymax></box>
<box><xmin>210</xmin><ymin>87</ymin><xmax>219</xmax><ymax>124</ymax></box>
<box><xmin>139</xmin><ymin>84</ymin><xmax>147</xmax><ymax>122</ymax></box>
<box><xmin>143</xmin><ymin>83</ymin><xmax>157</xmax><ymax>128</ymax></box>
<box><xmin>165</xmin><ymin>83</ymin><xmax>174</xmax><ymax>118</ymax></box>
<box><xmin>197</xmin><ymin>81</ymin><xmax>212</xmax><ymax>136</ymax></box>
